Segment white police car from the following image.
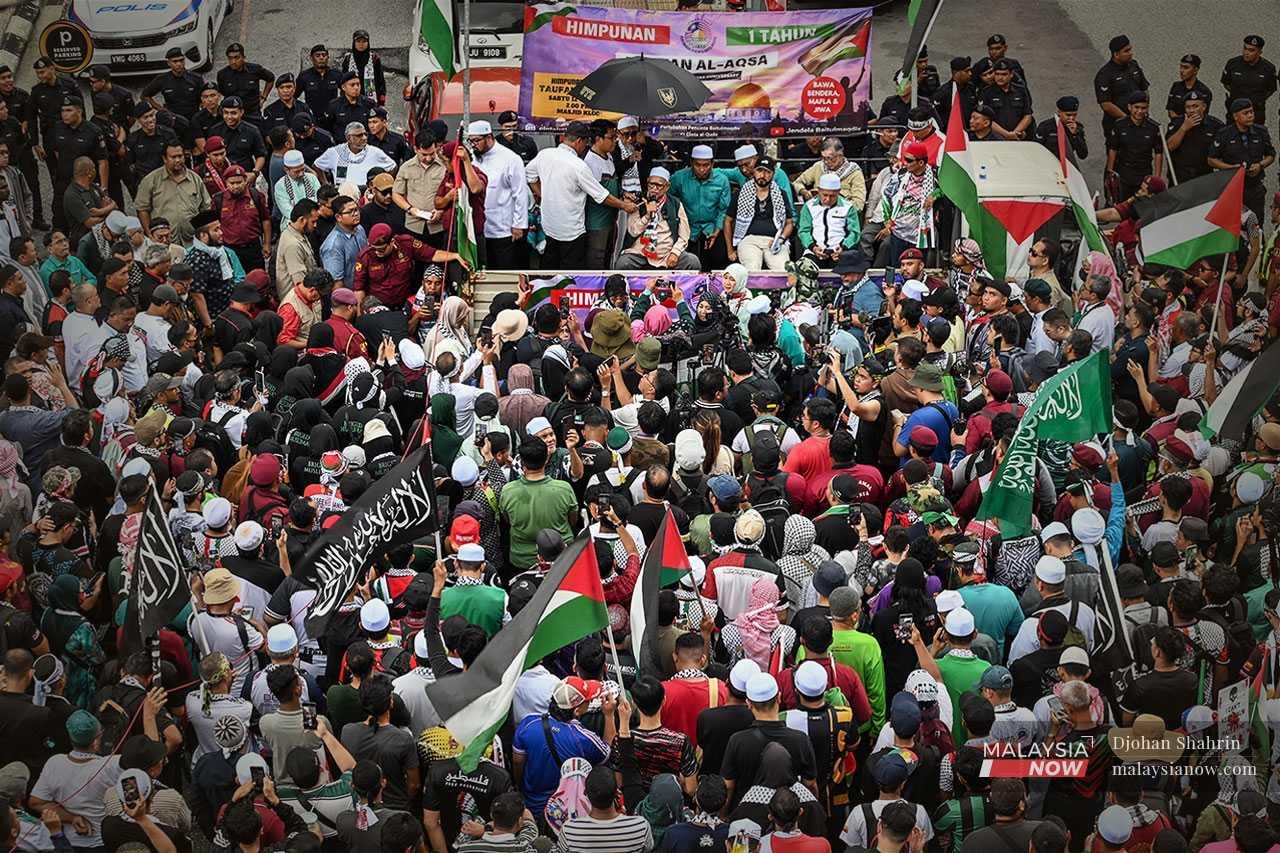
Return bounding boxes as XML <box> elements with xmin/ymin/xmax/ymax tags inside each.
<box><xmin>67</xmin><ymin>0</ymin><xmax>232</xmax><ymax>74</ymax></box>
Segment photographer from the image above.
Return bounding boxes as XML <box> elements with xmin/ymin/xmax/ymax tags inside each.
<box><xmin>824</xmin><ymin>349</ymin><xmax>888</xmax><ymax>468</ymax></box>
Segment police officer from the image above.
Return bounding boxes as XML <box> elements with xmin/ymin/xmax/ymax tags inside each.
<box><xmin>985</xmin><ymin>34</ymin><xmax>1027</xmax><ymax>88</ymax></box>
<box><xmin>1222</xmin><ymin>36</ymin><xmax>1277</xmax><ymax>125</ymax></box>
<box><xmin>87</xmin><ymin>66</ymin><xmax>135</xmax><ymax>133</ymax></box>
<box><xmin>1166</xmin><ymin>54</ymin><xmax>1212</xmax><ymax>119</ymax></box>
<box><xmin>261</xmin><ymin>73</ymin><xmax>312</xmax><ymax>132</ymax></box>
<box><xmin>1094</xmin><ymin>34</ymin><xmax>1149</xmax><ymax>135</ymax></box>
<box><xmin>368</xmin><ymin>107</ymin><xmax>410</xmax><ymax>164</ymax></box>
<box><xmin>207</xmin><ymin>96</ymin><xmax>266</xmax><ymax>177</ymax></box>
<box><xmin>191</xmin><ymin>83</ymin><xmax>223</xmax><ymax>152</ymax></box>
<box><xmin>125</xmin><ymin>103</ymin><xmax>179</xmax><ymax>194</ymax></box>
<box><xmin>495</xmin><ymin>110</ymin><xmax>538</xmax><ymax>164</ymax></box>
<box><xmin>296</xmin><ymin>44</ymin><xmax>342</xmax><ymax>119</ymax></box>
<box><xmin>326</xmin><ymin>72</ymin><xmax>377</xmax><ymax>136</ymax></box>
<box><xmin>216</xmin><ymin>42</ymin><xmax>275</xmax><ymax>119</ymax></box>
<box><xmin>140</xmin><ymin>48</ymin><xmax>205</xmax><ymax>122</ymax></box>
<box><xmin>1035</xmin><ymin>96</ymin><xmax>1088</xmax><ymax>160</ymax></box>
<box><xmin>968</xmin><ymin>104</ymin><xmax>998</xmax><ymax>142</ymax></box>
<box><xmin>914</xmin><ymin>44</ymin><xmax>941</xmax><ymax>104</ymax></box>
<box><xmin>89</xmin><ymin>92</ymin><xmax>126</xmax><ymax>208</ymax></box>
<box><xmin>0</xmin><ymin>66</ymin><xmax>41</xmax><ymax>229</ymax></box>
<box><xmin>1210</xmin><ymin>98</ymin><xmax>1276</xmax><ymax>221</ymax></box>
<box><xmin>1107</xmin><ymin>91</ymin><xmax>1162</xmax><ymax>201</ymax></box>
<box><xmin>932</xmin><ymin>56</ymin><xmax>976</xmax><ymax>130</ymax></box>
<box><xmin>1166</xmin><ymin>91</ymin><xmax>1222</xmax><ymax>182</ymax></box>
<box><xmin>28</xmin><ymin>58</ymin><xmax>79</xmax><ymax>208</ymax></box>
<box><xmin>290</xmin><ymin>114</ymin><xmax>333</xmax><ymax>166</ymax></box>
<box><xmin>48</xmin><ymin>96</ymin><xmax>107</xmax><ymax>233</ymax></box>
<box><xmin>979</xmin><ymin>58</ymin><xmax>1033</xmax><ymax>140</ymax></box>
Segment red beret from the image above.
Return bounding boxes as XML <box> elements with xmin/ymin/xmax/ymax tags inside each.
<box><xmin>984</xmin><ymin>369</ymin><xmax>1013</xmax><ymax>399</ymax></box>
<box><xmin>368</xmin><ymin>223</ymin><xmax>393</xmax><ymax>244</ymax></box>
<box><xmin>1163</xmin><ymin>436</ymin><xmax>1194</xmax><ymax>465</ymax></box>
<box><xmin>204</xmin><ymin>135</ymin><xmax>225</xmax><ymax>153</ymax></box>
<box><xmin>222</xmin><ymin>164</ymin><xmax>245</xmax><ymax>179</ymax></box>
<box><xmin>899</xmin><ymin>247</ymin><xmax>924</xmax><ymax>261</ymax></box>
<box><xmin>909</xmin><ymin>425</ymin><xmax>938</xmax><ymax>448</ymax></box>
<box><xmin>1071</xmin><ymin>442</ymin><xmax>1104</xmax><ymax>469</ymax></box>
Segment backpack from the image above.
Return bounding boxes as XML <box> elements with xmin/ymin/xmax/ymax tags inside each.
<box><xmin>1036</xmin><ymin>599</ymin><xmax>1087</xmax><ymax>649</ymax></box>
<box><xmin>373</xmin><ymin>644</ymin><xmax>409</xmax><ymax>678</ymax></box>
<box><xmin>747</xmin><ymin>471</ymin><xmax>791</xmax><ymax>561</ymax></box>
<box><xmin>1127</xmin><ymin>607</ymin><xmax>1163</xmax><ymax>673</ymax></box>
<box><xmin>96</xmin><ymin>684</ymin><xmax>139</xmax><ymax>755</ymax></box>
<box><xmin>1199</xmin><ymin>599</ymin><xmax>1253</xmax><ymax>680</ymax></box>
<box><xmin>741</xmin><ymin>416</ymin><xmax>789</xmax><ymax>476</ymax></box>
<box><xmin>670</xmin><ymin>472</ymin><xmax>712</xmax><ymax>519</ymax></box>
<box><xmin>196</xmin><ymin>410</ymin><xmax>239</xmax><ymax>475</ymax></box>
<box><xmin>861</xmin><ymin>803</ymin><xmax>908</xmax><ymax>853</ymax></box>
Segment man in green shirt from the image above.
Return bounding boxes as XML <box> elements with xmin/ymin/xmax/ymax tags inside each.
<box><xmin>440</xmin><ymin>542</ymin><xmax>506</xmax><ymax>638</ymax></box>
<box><xmin>497</xmin><ymin>437</ymin><xmax>578</xmax><ymax>572</ymax></box>
<box><xmin>929</xmin><ymin>607</ymin><xmax>990</xmax><ymax>743</ymax></box>
<box><xmin>668</xmin><ymin>144</ymin><xmax>731</xmax><ymax>269</ymax></box>
<box><xmin>800</xmin><ymin>586</ymin><xmax>886</xmax><ymax>734</ymax></box>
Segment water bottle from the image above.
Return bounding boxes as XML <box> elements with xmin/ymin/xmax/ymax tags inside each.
<box><xmin>978</xmin><ymin>164</ymin><xmax>988</xmax><ymax>181</ymax></box>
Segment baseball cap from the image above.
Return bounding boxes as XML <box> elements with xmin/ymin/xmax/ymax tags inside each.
<box><xmin>552</xmin><ymin>676</ymin><xmax>602</xmax><ymax>710</ymax></box>
<box><xmin>813</xmin><ymin>560</ymin><xmax>847</xmax><ymax>598</ymax></box>
<box><xmin>890</xmin><ymin>691</ymin><xmax>922</xmax><ymax>736</ymax></box>
<box><xmin>708</xmin><ymin>474</ymin><xmax>742</xmax><ymax>505</ymax></box>
<box><xmin>450</xmin><ymin>514</ymin><xmax>480</xmax><ymax>546</ymax></box>
<box><xmin>979</xmin><ymin>665</ymin><xmax>1013</xmax><ymax>691</ymax></box>
<box><xmin>871</xmin><ymin>752</ymin><xmax>912</xmax><ymax>789</ymax></box>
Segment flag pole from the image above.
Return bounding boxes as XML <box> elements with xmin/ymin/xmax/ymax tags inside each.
<box><xmin>461</xmin><ymin>0</ymin><xmax>472</xmax><ymax>131</ymax></box>
<box><xmin>1210</xmin><ymin>251</ymin><xmax>1231</xmax><ymax>346</ymax></box>
<box><xmin>1159</xmin><ymin>131</ymin><xmax>1178</xmax><ymax>186</ymax></box>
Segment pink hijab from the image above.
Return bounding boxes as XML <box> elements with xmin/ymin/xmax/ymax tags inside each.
<box><xmin>734</xmin><ymin>578</ymin><xmax>781</xmax><ymax>673</ymax></box>
<box><xmin>631</xmin><ymin>304</ymin><xmax>673</xmax><ymax>342</ymax></box>
<box><xmin>1085</xmin><ymin>250</ymin><xmax>1123</xmax><ymax>317</ymax></box>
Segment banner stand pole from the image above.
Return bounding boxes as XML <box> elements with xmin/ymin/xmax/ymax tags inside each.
<box><xmin>604</xmin><ymin>619</ymin><xmax>627</xmax><ymax>690</ymax></box>
<box><xmin>1160</xmin><ymin>131</ymin><xmax>1178</xmax><ymax>186</ymax></box>
<box><xmin>1210</xmin><ymin>251</ymin><xmax>1230</xmax><ymax>346</ymax></box>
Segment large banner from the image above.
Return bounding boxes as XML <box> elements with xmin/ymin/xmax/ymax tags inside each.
<box><xmin>517</xmin><ymin>4</ymin><xmax>874</xmax><ymax>138</ymax></box>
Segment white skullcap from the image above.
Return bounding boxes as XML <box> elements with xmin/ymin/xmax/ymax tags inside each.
<box><xmin>267</xmin><ymin>623</ymin><xmax>298</xmax><ymax>654</ymax></box>
<box><xmin>1040</xmin><ymin>521</ymin><xmax>1070</xmax><ymax>543</ymax></box>
<box><xmin>203</xmin><ymin>497</ymin><xmax>232</xmax><ymax>529</ymax></box>
<box><xmin>526</xmin><ymin>416</ymin><xmax>553</xmax><ymax>436</ymax></box>
<box><xmin>1096</xmin><ymin>805</ymin><xmax>1133</xmax><ymax>845</ymax></box>
<box><xmin>649</xmin><ymin>166</ymin><xmax>670</xmax><ymax>183</ymax></box>
<box><xmin>901</xmin><ymin>279</ymin><xmax>929</xmax><ymax>301</ymax></box>
<box><xmin>746</xmin><ymin>294</ymin><xmax>772</xmax><ymax>315</ymax></box>
<box><xmin>1035</xmin><ymin>555</ymin><xmax>1066</xmax><ymax>584</ymax></box>
<box><xmin>934</xmin><ymin>589</ymin><xmax>963</xmax><ymax>614</ymax></box>
<box><xmin>691</xmin><ymin>144</ymin><xmax>714</xmax><ymax>160</ymax></box>
<box><xmin>414</xmin><ymin>630</ymin><xmax>431</xmax><ymax>659</ymax></box>
<box><xmin>944</xmin><ymin>607</ymin><xmax>975</xmax><ymax>637</ymax></box>
<box><xmin>617</xmin><ymin>116</ymin><xmax>638</xmax><ymax>130</ymax></box>
<box><xmin>467</xmin><ymin>120</ymin><xmax>492</xmax><ymax>136</ymax></box>
<box><xmin>794</xmin><ymin>660</ymin><xmax>828</xmax><ymax>697</ymax></box>
<box><xmin>234</xmin><ymin>521</ymin><xmax>264</xmax><ymax>551</ymax></box>
<box><xmin>361</xmin><ymin>598</ymin><xmax>390</xmax><ymax>632</ymax></box>
<box><xmin>733</xmin><ymin>144</ymin><xmax>758</xmax><ymax>161</ymax></box>
<box><xmin>729</xmin><ymin>658</ymin><xmax>761</xmax><ymax>692</ymax></box>
<box><xmin>235</xmin><ymin>753</ymin><xmax>269</xmax><ymax>785</ymax></box>
<box><xmin>1237</xmin><ymin>471</ymin><xmax>1266</xmax><ymax>504</ymax></box>
<box><xmin>451</xmin><ymin>456</ymin><xmax>479</xmax><ymax>486</ymax></box>
<box><xmin>1071</xmin><ymin>507</ymin><xmax>1105</xmax><ymax>546</ymax></box>
<box><xmin>745</xmin><ymin>672</ymin><xmax>778</xmax><ymax>702</ymax></box>
<box><xmin>817</xmin><ymin>172</ymin><xmax>842</xmax><ymax>191</ymax></box>
<box><xmin>397</xmin><ymin>339</ymin><xmax>426</xmax><ymax>370</ymax></box>
<box><xmin>282</xmin><ymin>150</ymin><xmax>305</xmax><ymax>167</ymax></box>
<box><xmin>457</xmin><ymin>543</ymin><xmax>486</xmax><ymax>562</ymax></box>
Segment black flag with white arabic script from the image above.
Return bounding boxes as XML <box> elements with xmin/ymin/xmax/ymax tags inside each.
<box><xmin>124</xmin><ymin>479</ymin><xmax>190</xmax><ymax>655</ymax></box>
<box><xmin>294</xmin><ymin>444</ymin><xmax>438</xmax><ymax>635</ymax></box>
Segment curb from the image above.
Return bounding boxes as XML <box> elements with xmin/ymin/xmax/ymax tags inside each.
<box><xmin>0</xmin><ymin>1</ymin><xmax>44</xmax><ymax>72</ymax></box>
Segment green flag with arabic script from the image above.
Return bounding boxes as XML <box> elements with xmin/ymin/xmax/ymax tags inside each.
<box><xmin>976</xmin><ymin>349</ymin><xmax>1113</xmax><ymax>538</ymax></box>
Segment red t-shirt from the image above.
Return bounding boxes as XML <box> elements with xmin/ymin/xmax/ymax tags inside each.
<box><xmin>765</xmin><ymin>832</ymin><xmax>832</xmax><ymax>853</ymax></box>
<box><xmin>660</xmin><ymin>676</ymin><xmax>727</xmax><ymax>749</ymax></box>
<box><xmin>783</xmin><ymin>436</ymin><xmax>833</xmax><ymax>486</ymax></box>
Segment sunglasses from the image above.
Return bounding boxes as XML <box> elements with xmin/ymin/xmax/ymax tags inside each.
<box><xmin>1028</xmin><ymin>248</ymin><xmax>1043</xmax><ymax>257</ymax></box>
<box><xmin>902</xmin><ymin>157</ymin><xmax>921</xmax><ymax>164</ymax></box>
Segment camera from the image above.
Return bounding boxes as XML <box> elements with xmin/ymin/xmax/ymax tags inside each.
<box><xmin>558</xmin><ymin>296</ymin><xmax>571</xmax><ymax>319</ymax></box>
<box><xmin>654</xmin><ymin>278</ymin><xmax>672</xmax><ymax>302</ymax></box>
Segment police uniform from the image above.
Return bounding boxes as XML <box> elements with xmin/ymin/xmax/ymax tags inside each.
<box><xmin>89</xmin><ymin>111</ymin><xmax>125</xmax><ymax>209</ymax></box>
<box><xmin>207</xmin><ymin>117</ymin><xmax>266</xmax><ymax>172</ymax></box>
<box><xmin>1094</xmin><ymin>57</ymin><xmax>1149</xmax><ymax>133</ymax></box>
<box><xmin>296</xmin><ymin>61</ymin><xmax>342</xmax><ymax>114</ymax></box>
<box><xmin>1166</xmin><ymin>78</ymin><xmax>1213</xmax><ymax>117</ymax></box>
<box><xmin>1210</xmin><ymin>118</ymin><xmax>1276</xmax><ymax>220</ymax></box>
<box><xmin>216</xmin><ymin>55</ymin><xmax>275</xmax><ymax>117</ymax></box>
<box><xmin>292</xmin><ymin>122</ymin><xmax>333</xmax><ymax>166</ymax></box>
<box><xmin>192</xmin><ymin>106</ymin><xmax>223</xmax><ymax>148</ymax></box>
<box><xmin>978</xmin><ymin>82</ymin><xmax>1033</xmax><ymax>136</ymax></box>
<box><xmin>916</xmin><ymin>63</ymin><xmax>941</xmax><ymax>103</ymax></box>
<box><xmin>325</xmin><ymin>95</ymin><xmax>377</xmax><ymax>136</ymax></box>
<box><xmin>496</xmin><ymin>132</ymin><xmax>538</xmax><ymax>165</ymax></box>
<box><xmin>1107</xmin><ymin>114</ymin><xmax>1162</xmax><ymax>199</ymax></box>
<box><xmin>95</xmin><ymin>84</ymin><xmax>135</xmax><ymax>133</ymax></box>
<box><xmin>1166</xmin><ymin>111</ymin><xmax>1223</xmax><ymax>182</ymax></box>
<box><xmin>932</xmin><ymin>78</ymin><xmax>978</xmax><ymax>130</ymax></box>
<box><xmin>370</xmin><ymin>127</ymin><xmax>411</xmax><ymax>164</ymax></box>
<box><xmin>27</xmin><ymin>68</ymin><xmax>79</xmax><ymax>193</ymax></box>
<box><xmin>1034</xmin><ymin>99</ymin><xmax>1088</xmax><ymax>160</ymax></box>
<box><xmin>1221</xmin><ymin>38</ymin><xmax>1278</xmax><ymax>123</ymax></box>
<box><xmin>125</xmin><ymin>125</ymin><xmax>179</xmax><ymax>190</ymax></box>
<box><xmin>140</xmin><ymin>65</ymin><xmax>205</xmax><ymax>120</ymax></box>
<box><xmin>261</xmin><ymin>75</ymin><xmax>312</xmax><ymax>133</ymax></box>
<box><xmin>48</xmin><ymin>109</ymin><xmax>107</xmax><ymax>230</ymax></box>
<box><xmin>0</xmin><ymin>85</ymin><xmax>40</xmax><ymax>225</ymax></box>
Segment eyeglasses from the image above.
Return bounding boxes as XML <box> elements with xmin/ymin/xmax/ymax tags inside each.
<box><xmin>1028</xmin><ymin>248</ymin><xmax>1043</xmax><ymax>257</ymax></box>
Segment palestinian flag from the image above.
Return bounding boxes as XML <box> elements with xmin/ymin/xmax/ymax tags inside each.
<box><xmin>426</xmin><ymin>534</ymin><xmax>607</xmax><ymax>770</ymax></box>
<box><xmin>453</xmin><ymin>155</ymin><xmax>480</xmax><ymax>272</ymax></box>
<box><xmin>631</xmin><ymin>508</ymin><xmax>691</xmax><ymax>677</ymax></box>
<box><xmin>899</xmin><ymin>0</ymin><xmax>944</xmax><ymax>84</ymax></box>
<box><xmin>937</xmin><ymin>87</ymin><xmax>1011</xmax><ymax>279</ymax></box>
<box><xmin>418</xmin><ymin>0</ymin><xmax>456</xmax><ymax>80</ymax></box>
<box><xmin>1200</xmin><ymin>338</ymin><xmax>1280</xmax><ymax>443</ymax></box>
<box><xmin>798</xmin><ymin>19</ymin><xmax>870</xmax><ymax>77</ymax></box>
<box><xmin>1135</xmin><ymin>167</ymin><xmax>1244</xmax><ymax>269</ymax></box>
<box><xmin>1057</xmin><ymin>116</ymin><xmax>1106</xmax><ymax>260</ymax></box>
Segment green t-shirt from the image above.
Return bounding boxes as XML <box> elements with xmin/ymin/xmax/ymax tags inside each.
<box><xmin>931</xmin><ymin>795</ymin><xmax>991</xmax><ymax>853</ymax></box>
<box><xmin>935</xmin><ymin>651</ymin><xmax>991</xmax><ymax>742</ymax></box>
<box><xmin>800</xmin><ymin>626</ymin><xmax>886</xmax><ymax>733</ymax></box>
<box><xmin>440</xmin><ymin>584</ymin><xmax>507</xmax><ymax>638</ymax></box>
<box><xmin>498</xmin><ymin>475</ymin><xmax>577</xmax><ymax>570</ymax></box>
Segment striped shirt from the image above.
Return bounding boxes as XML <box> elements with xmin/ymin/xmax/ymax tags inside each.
<box><xmin>277</xmin><ymin>771</ymin><xmax>355</xmax><ymax>838</ymax></box>
<box><xmin>555</xmin><ymin>814</ymin><xmax>653</xmax><ymax>853</ymax></box>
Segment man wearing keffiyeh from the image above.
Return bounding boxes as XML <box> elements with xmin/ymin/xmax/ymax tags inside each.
<box><xmin>728</xmin><ymin>157</ymin><xmax>793</xmax><ymax>272</ymax></box>
<box><xmin>878</xmin><ymin>140</ymin><xmax>939</xmax><ymax>261</ymax></box>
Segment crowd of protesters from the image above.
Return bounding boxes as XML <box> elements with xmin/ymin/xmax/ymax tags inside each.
<box><xmin>0</xmin><ymin>15</ymin><xmax>1275</xmax><ymax>853</ymax></box>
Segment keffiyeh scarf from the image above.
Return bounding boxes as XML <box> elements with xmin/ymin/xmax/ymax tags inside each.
<box><xmin>191</xmin><ymin>238</ymin><xmax>236</xmax><ymax>281</ymax></box>
<box><xmin>732</xmin><ymin>181</ymin><xmax>788</xmax><ymax>247</ymax></box>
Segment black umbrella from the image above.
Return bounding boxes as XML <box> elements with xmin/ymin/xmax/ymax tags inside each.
<box><xmin>569</xmin><ymin>56</ymin><xmax>712</xmax><ymax>117</ymax></box>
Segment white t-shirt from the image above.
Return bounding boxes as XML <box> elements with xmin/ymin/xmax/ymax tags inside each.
<box><xmin>513</xmin><ymin>665</ymin><xmax>559</xmax><ymax>723</ymax></box>
<box><xmin>839</xmin><ymin>798</ymin><xmax>933</xmax><ymax>847</ymax></box>
<box><xmin>313</xmin><ymin>144</ymin><xmax>396</xmax><ymax>188</ymax></box>
<box><xmin>525</xmin><ymin>144</ymin><xmax>610</xmax><ymax>241</ymax></box>
<box><xmin>30</xmin><ymin>753</ymin><xmax>122</xmax><ymax>847</ymax></box>
<box><xmin>1007</xmin><ymin>601</ymin><xmax>1097</xmax><ymax>664</ymax></box>
<box><xmin>393</xmin><ymin>668</ymin><xmax>443</xmax><ymax>734</ymax></box>
<box><xmin>250</xmin><ymin>662</ymin><xmax>315</xmax><ymax>716</ymax></box>
<box><xmin>189</xmin><ymin>610</ymin><xmax>264</xmax><ymax>696</ymax></box>
<box><xmin>62</xmin><ymin>311</ymin><xmax>108</xmax><ymax>390</ymax></box>
<box><xmin>133</xmin><ymin>312</ymin><xmax>175</xmax><ymax>364</ymax></box>
<box><xmin>184</xmin><ymin>692</ymin><xmax>254</xmax><ymax>764</ymax></box>
<box><xmin>208</xmin><ymin>400</ymin><xmax>251</xmax><ymax>448</ymax></box>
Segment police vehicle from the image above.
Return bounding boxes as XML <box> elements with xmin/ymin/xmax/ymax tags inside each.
<box><xmin>66</xmin><ymin>0</ymin><xmax>233</xmax><ymax>74</ymax></box>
